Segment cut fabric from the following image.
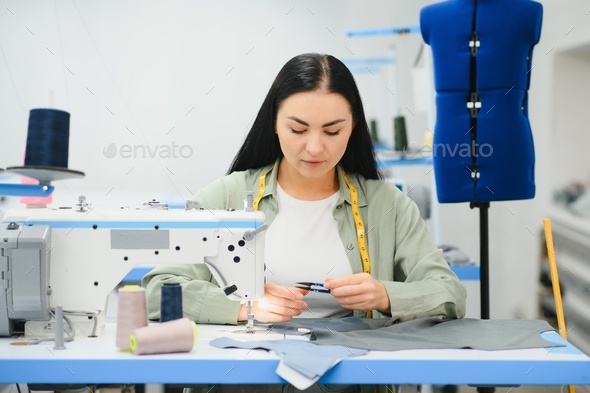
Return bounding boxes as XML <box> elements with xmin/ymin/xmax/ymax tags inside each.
<box><xmin>210</xmin><ymin>318</ymin><xmax>563</xmax><ymax>390</ymax></box>
<box><xmin>209</xmin><ymin>337</ymin><xmax>368</xmax><ymax>390</ymax></box>
<box><xmin>310</xmin><ymin>318</ymin><xmax>564</xmax><ymax>351</ymax></box>
<box><xmin>267</xmin><ymin>316</ymin><xmax>385</xmax><ymax>335</ymax></box>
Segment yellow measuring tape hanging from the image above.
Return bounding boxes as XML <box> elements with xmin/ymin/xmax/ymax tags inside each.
<box><xmin>342</xmin><ymin>171</ymin><xmax>373</xmax><ymax>319</ymax></box>
<box><xmin>252</xmin><ymin>167</ymin><xmax>271</xmax><ymax>211</ymax></box>
<box><xmin>254</xmin><ymin>166</ymin><xmax>374</xmax><ymax>318</ymax></box>
<box><xmin>341</xmin><ymin>172</ymin><xmax>371</xmax><ymax>276</ymax></box>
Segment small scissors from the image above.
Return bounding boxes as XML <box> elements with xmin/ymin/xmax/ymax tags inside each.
<box><xmin>294</xmin><ymin>282</ymin><xmax>331</xmax><ymax>294</ymax></box>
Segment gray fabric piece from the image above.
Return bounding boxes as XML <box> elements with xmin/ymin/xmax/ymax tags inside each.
<box><xmin>267</xmin><ymin>316</ymin><xmax>385</xmax><ymax>335</ymax></box>
<box><xmin>310</xmin><ymin>318</ymin><xmax>565</xmax><ymax>351</ymax></box>
<box><xmin>209</xmin><ymin>337</ymin><xmax>368</xmax><ymax>382</ymax></box>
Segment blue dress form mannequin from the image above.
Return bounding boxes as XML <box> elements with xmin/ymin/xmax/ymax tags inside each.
<box><xmin>420</xmin><ymin>0</ymin><xmax>543</xmax><ymax>203</ymax></box>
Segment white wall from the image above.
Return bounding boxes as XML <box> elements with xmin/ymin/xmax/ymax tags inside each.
<box><xmin>2</xmin><ymin>0</ymin><xmax>587</xmax><ymax>321</ymax></box>
<box><xmin>0</xmin><ymin>0</ymin><xmax>431</xmax><ymax>208</ymax></box>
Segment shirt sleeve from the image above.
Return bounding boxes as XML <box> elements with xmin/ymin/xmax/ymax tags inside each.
<box><xmin>142</xmin><ymin>264</ymin><xmax>242</xmax><ymax>324</ymax></box>
<box><xmin>141</xmin><ymin>175</ymin><xmax>245</xmax><ymax>325</ymax></box>
<box><xmin>372</xmin><ymin>185</ymin><xmax>467</xmax><ymax>321</ymax></box>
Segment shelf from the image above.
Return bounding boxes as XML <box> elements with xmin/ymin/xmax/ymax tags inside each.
<box><xmin>546</xmin><ymin>205</ymin><xmax>590</xmax><ymax>238</ymax></box>
<box><xmin>378</xmin><ymin>156</ymin><xmax>434</xmax><ymax>167</ymax></box>
<box><xmin>450</xmin><ymin>265</ymin><xmax>480</xmax><ymax>281</ymax></box>
<box><xmin>376</xmin><ymin>148</ymin><xmax>434</xmax><ymax>168</ymax></box>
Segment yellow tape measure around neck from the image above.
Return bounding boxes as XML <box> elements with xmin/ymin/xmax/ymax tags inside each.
<box><xmin>255</xmin><ymin>166</ymin><xmax>373</xmax><ymax>318</ymax></box>
<box><xmin>341</xmin><ymin>171</ymin><xmax>371</xmax><ymax>277</ymax></box>
<box><xmin>252</xmin><ymin>168</ymin><xmax>270</xmax><ymax>212</ymax></box>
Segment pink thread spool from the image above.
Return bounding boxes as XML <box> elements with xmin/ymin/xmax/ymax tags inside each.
<box><xmin>116</xmin><ymin>285</ymin><xmax>148</xmax><ymax>350</ymax></box>
<box><xmin>129</xmin><ymin>317</ymin><xmax>198</xmax><ymax>355</ymax></box>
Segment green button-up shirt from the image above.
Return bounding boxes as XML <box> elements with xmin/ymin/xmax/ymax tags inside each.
<box><xmin>143</xmin><ymin>161</ymin><xmax>467</xmax><ymax>324</ymax></box>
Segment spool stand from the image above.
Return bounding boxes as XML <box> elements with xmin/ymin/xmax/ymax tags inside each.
<box><xmin>0</xmin><ymin>167</ymin><xmax>84</xmax><ymax>198</ymax></box>
<box><xmin>0</xmin><ymin>167</ymin><xmax>85</xmax><ymax>198</ymax></box>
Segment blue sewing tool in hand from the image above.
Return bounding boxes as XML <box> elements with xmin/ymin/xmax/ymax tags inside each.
<box><xmin>295</xmin><ymin>282</ymin><xmax>331</xmax><ymax>294</ymax></box>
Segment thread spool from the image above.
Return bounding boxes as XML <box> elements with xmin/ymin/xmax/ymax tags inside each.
<box><xmin>129</xmin><ymin>317</ymin><xmax>198</xmax><ymax>355</ymax></box>
<box><xmin>25</xmin><ymin>108</ymin><xmax>71</xmax><ymax>168</ymax></box>
<box><xmin>116</xmin><ymin>285</ymin><xmax>148</xmax><ymax>350</ymax></box>
<box><xmin>7</xmin><ymin>108</ymin><xmax>84</xmax><ymax>183</ymax></box>
<box><xmin>160</xmin><ymin>282</ymin><xmax>183</xmax><ymax>322</ymax></box>
<box><xmin>394</xmin><ymin>115</ymin><xmax>408</xmax><ymax>152</ymax></box>
<box><xmin>369</xmin><ymin>119</ymin><xmax>379</xmax><ymax>143</ymax></box>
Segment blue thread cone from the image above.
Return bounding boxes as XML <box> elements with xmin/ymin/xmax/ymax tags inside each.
<box><xmin>160</xmin><ymin>282</ymin><xmax>183</xmax><ymax>322</ymax></box>
<box><xmin>24</xmin><ymin>108</ymin><xmax>70</xmax><ymax>168</ymax></box>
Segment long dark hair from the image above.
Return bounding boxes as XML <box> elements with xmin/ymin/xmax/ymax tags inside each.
<box><xmin>228</xmin><ymin>53</ymin><xmax>381</xmax><ymax>180</ymax></box>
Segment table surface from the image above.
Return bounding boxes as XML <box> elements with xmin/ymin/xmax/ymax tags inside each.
<box><xmin>1</xmin><ymin>323</ymin><xmax>589</xmax><ymax>386</ymax></box>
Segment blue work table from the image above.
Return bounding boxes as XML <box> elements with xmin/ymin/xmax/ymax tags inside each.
<box><xmin>0</xmin><ymin>323</ymin><xmax>589</xmax><ymax>386</ymax></box>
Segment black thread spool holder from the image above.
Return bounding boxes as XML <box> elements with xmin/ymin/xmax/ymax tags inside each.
<box><xmin>5</xmin><ymin>108</ymin><xmax>85</xmax><ymax>187</ymax></box>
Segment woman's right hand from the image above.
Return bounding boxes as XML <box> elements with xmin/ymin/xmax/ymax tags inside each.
<box><xmin>238</xmin><ymin>282</ymin><xmax>308</xmax><ymax>322</ymax></box>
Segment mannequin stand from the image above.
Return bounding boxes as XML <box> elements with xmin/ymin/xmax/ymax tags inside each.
<box><xmin>470</xmin><ymin>202</ymin><xmax>490</xmax><ymax>320</ymax></box>
<box><xmin>470</xmin><ymin>202</ymin><xmax>496</xmax><ymax>393</ymax></box>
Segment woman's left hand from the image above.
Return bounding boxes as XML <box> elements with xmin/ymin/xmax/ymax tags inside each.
<box><xmin>324</xmin><ymin>273</ymin><xmax>390</xmax><ymax>314</ymax></box>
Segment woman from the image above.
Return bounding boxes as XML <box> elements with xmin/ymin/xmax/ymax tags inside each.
<box><xmin>142</xmin><ymin>53</ymin><xmax>466</xmax><ymax>392</ymax></box>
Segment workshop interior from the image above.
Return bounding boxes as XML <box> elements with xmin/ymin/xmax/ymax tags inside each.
<box><xmin>1</xmin><ymin>1</ymin><xmax>590</xmax><ymax>393</ymax></box>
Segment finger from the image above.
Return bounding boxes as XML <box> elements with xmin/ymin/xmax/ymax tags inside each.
<box><xmin>329</xmin><ymin>281</ymin><xmax>369</xmax><ymax>298</ymax></box>
<box><xmin>260</xmin><ymin>292</ymin><xmax>308</xmax><ymax>313</ymax></box>
<box><xmin>331</xmin><ymin>281</ymin><xmax>388</xmax><ymax>312</ymax></box>
<box><xmin>254</xmin><ymin>310</ymin><xmax>294</xmax><ymax>323</ymax></box>
<box><xmin>331</xmin><ymin>293</ymin><xmax>373</xmax><ymax>311</ymax></box>
<box><xmin>324</xmin><ymin>273</ymin><xmax>369</xmax><ymax>290</ymax></box>
<box><xmin>265</xmin><ymin>282</ymin><xmax>305</xmax><ymax>300</ymax></box>
<box><xmin>290</xmin><ymin>286</ymin><xmax>309</xmax><ymax>296</ymax></box>
<box><xmin>256</xmin><ymin>299</ymin><xmax>306</xmax><ymax>321</ymax></box>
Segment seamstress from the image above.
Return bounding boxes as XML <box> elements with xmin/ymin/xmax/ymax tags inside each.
<box><xmin>143</xmin><ymin>52</ymin><xmax>466</xmax><ymax>325</ymax></box>
<box><xmin>143</xmin><ymin>52</ymin><xmax>466</xmax><ymax>393</ymax></box>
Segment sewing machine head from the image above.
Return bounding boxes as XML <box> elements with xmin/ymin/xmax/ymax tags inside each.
<box><xmin>0</xmin><ymin>199</ymin><xmax>266</xmax><ymax>337</ymax></box>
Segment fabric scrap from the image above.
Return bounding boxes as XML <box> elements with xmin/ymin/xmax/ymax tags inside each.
<box><xmin>310</xmin><ymin>318</ymin><xmax>565</xmax><ymax>351</ymax></box>
<box><xmin>268</xmin><ymin>316</ymin><xmax>386</xmax><ymax>335</ymax></box>
<box><xmin>209</xmin><ymin>337</ymin><xmax>368</xmax><ymax>390</ymax></box>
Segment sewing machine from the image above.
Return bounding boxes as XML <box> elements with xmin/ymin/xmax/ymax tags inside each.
<box><xmin>0</xmin><ymin>196</ymin><xmax>266</xmax><ymax>338</ymax></box>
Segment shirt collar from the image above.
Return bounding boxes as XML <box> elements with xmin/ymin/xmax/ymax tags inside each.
<box><xmin>261</xmin><ymin>158</ymin><xmax>281</xmax><ymax>199</ymax></box>
<box><xmin>335</xmin><ymin>166</ymin><xmax>368</xmax><ymax>208</ymax></box>
<box><xmin>262</xmin><ymin>159</ymin><xmax>367</xmax><ymax>208</ymax></box>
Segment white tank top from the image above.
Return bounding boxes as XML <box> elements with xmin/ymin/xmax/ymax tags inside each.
<box><xmin>264</xmin><ymin>184</ymin><xmax>353</xmax><ymax>318</ymax></box>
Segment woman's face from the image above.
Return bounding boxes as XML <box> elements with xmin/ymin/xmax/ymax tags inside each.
<box><xmin>275</xmin><ymin>89</ymin><xmax>353</xmax><ymax>182</ymax></box>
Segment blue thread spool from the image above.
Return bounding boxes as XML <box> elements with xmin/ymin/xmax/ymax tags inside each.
<box><xmin>24</xmin><ymin>108</ymin><xmax>71</xmax><ymax>168</ymax></box>
<box><xmin>160</xmin><ymin>282</ymin><xmax>183</xmax><ymax>322</ymax></box>
<box><xmin>6</xmin><ymin>108</ymin><xmax>85</xmax><ymax>183</ymax></box>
